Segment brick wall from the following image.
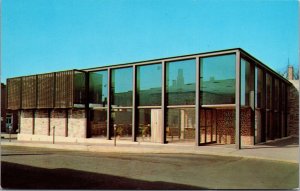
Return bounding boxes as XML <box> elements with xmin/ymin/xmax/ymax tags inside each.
<box><xmin>68</xmin><ymin>109</ymin><xmax>86</xmax><ymax>138</ymax></box>
<box><xmin>288</xmin><ymin>80</ymin><xmax>299</xmax><ymax>136</ymax></box>
<box><xmin>216</xmin><ymin>108</ymin><xmax>253</xmax><ymax>145</ymax></box>
<box><xmin>34</xmin><ymin>110</ymin><xmax>49</xmax><ymax>135</ymax></box>
<box><xmin>20</xmin><ymin>110</ymin><xmax>33</xmax><ymax>134</ymax></box>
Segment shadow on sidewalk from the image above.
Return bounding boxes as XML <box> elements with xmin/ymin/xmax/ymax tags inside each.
<box><xmin>242</xmin><ymin>137</ymin><xmax>299</xmax><ymax>149</ymax></box>
<box><xmin>1</xmin><ymin>161</ymin><xmax>205</xmax><ymax>190</ymax></box>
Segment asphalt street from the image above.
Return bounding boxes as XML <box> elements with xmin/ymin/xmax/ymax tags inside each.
<box><xmin>1</xmin><ymin>145</ymin><xmax>299</xmax><ymax>189</ymax></box>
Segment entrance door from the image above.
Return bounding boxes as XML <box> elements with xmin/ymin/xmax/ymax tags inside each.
<box><xmin>6</xmin><ymin>114</ymin><xmax>13</xmax><ymax>133</ymax></box>
<box><xmin>200</xmin><ymin>108</ymin><xmax>217</xmax><ymax>145</ymax></box>
<box><xmin>151</xmin><ymin>109</ymin><xmax>162</xmax><ymax>143</ymax></box>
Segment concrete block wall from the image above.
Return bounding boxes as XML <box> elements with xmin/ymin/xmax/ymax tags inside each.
<box><xmin>288</xmin><ymin>80</ymin><xmax>299</xmax><ymax>137</ymax></box>
<box><xmin>20</xmin><ymin>110</ymin><xmax>33</xmax><ymax>134</ymax></box>
<box><xmin>68</xmin><ymin>109</ymin><xmax>87</xmax><ymax>138</ymax></box>
<box><xmin>34</xmin><ymin>110</ymin><xmax>49</xmax><ymax>135</ymax></box>
<box><xmin>50</xmin><ymin>109</ymin><xmax>67</xmax><ymax>137</ymax></box>
<box><xmin>19</xmin><ymin>108</ymin><xmax>87</xmax><ymax>140</ymax></box>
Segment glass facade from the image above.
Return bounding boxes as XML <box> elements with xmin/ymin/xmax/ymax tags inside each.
<box><xmin>137</xmin><ymin>108</ymin><xmax>163</xmax><ymax>142</ymax></box>
<box><xmin>89</xmin><ymin>70</ymin><xmax>108</xmax><ymax>107</ymax></box>
<box><xmin>90</xmin><ymin>109</ymin><xmax>107</xmax><ymax>137</ymax></box>
<box><xmin>255</xmin><ymin>67</ymin><xmax>265</xmax><ymax>109</ymax></box>
<box><xmin>74</xmin><ymin>71</ymin><xmax>86</xmax><ymax>105</ymax></box>
<box><xmin>200</xmin><ymin>109</ymin><xmax>217</xmax><ymax>144</ymax></box>
<box><xmin>241</xmin><ymin>59</ymin><xmax>254</xmax><ymax>106</ymax></box>
<box><xmin>166</xmin><ymin>59</ymin><xmax>196</xmax><ymax>105</ymax></box>
<box><xmin>274</xmin><ymin>78</ymin><xmax>280</xmax><ymax>138</ymax></box>
<box><xmin>166</xmin><ymin>108</ymin><xmax>195</xmax><ymax>143</ymax></box>
<box><xmin>255</xmin><ymin>67</ymin><xmax>265</xmax><ymax>143</ymax></box>
<box><xmin>111</xmin><ymin>67</ymin><xmax>133</xmax><ymax>107</ymax></box>
<box><xmin>137</xmin><ymin>64</ymin><xmax>162</xmax><ymax>106</ymax></box>
<box><xmin>200</xmin><ymin>54</ymin><xmax>236</xmax><ymax>105</ymax></box>
<box><xmin>111</xmin><ymin>108</ymin><xmax>132</xmax><ymax>139</ymax></box>
<box><xmin>266</xmin><ymin>73</ymin><xmax>273</xmax><ymax>140</ymax></box>
<box><xmin>8</xmin><ymin>49</ymin><xmax>291</xmax><ymax>146</ymax></box>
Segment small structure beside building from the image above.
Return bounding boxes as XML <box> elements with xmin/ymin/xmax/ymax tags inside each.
<box><xmin>287</xmin><ymin>66</ymin><xmax>299</xmax><ymax>137</ymax></box>
<box><xmin>1</xmin><ymin>83</ymin><xmax>19</xmax><ymax>133</ymax></box>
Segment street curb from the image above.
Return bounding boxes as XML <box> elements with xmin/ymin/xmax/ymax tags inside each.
<box><xmin>1</xmin><ymin>141</ymin><xmax>298</xmax><ymax>164</ymax></box>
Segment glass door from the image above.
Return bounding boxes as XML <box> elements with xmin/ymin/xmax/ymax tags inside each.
<box><xmin>200</xmin><ymin>108</ymin><xmax>217</xmax><ymax>145</ymax></box>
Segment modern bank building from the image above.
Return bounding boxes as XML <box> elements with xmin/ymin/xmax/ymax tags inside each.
<box><xmin>6</xmin><ymin>48</ymin><xmax>299</xmax><ymax>149</ymax></box>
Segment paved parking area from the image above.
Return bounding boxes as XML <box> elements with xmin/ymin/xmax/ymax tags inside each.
<box><xmin>1</xmin><ymin>145</ymin><xmax>299</xmax><ymax>189</ymax></box>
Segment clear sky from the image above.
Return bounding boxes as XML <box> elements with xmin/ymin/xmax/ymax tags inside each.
<box><xmin>2</xmin><ymin>0</ymin><xmax>299</xmax><ymax>83</ymax></box>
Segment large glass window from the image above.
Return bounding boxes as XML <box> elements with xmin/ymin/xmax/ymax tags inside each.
<box><xmin>241</xmin><ymin>59</ymin><xmax>254</xmax><ymax>106</ymax></box>
<box><xmin>89</xmin><ymin>70</ymin><xmax>108</xmax><ymax>107</ymax></box>
<box><xmin>166</xmin><ymin>108</ymin><xmax>195</xmax><ymax>143</ymax></box>
<box><xmin>255</xmin><ymin>67</ymin><xmax>265</xmax><ymax>109</ymax></box>
<box><xmin>200</xmin><ymin>54</ymin><xmax>236</xmax><ymax>105</ymax></box>
<box><xmin>90</xmin><ymin>109</ymin><xmax>107</xmax><ymax>138</ymax></box>
<box><xmin>137</xmin><ymin>108</ymin><xmax>163</xmax><ymax>143</ymax></box>
<box><xmin>111</xmin><ymin>108</ymin><xmax>132</xmax><ymax>139</ymax></box>
<box><xmin>74</xmin><ymin>71</ymin><xmax>86</xmax><ymax>105</ymax></box>
<box><xmin>266</xmin><ymin>73</ymin><xmax>273</xmax><ymax>140</ymax></box>
<box><xmin>137</xmin><ymin>64</ymin><xmax>162</xmax><ymax>106</ymax></box>
<box><xmin>111</xmin><ymin>67</ymin><xmax>133</xmax><ymax>107</ymax></box>
<box><xmin>166</xmin><ymin>59</ymin><xmax>196</xmax><ymax>105</ymax></box>
<box><xmin>266</xmin><ymin>73</ymin><xmax>272</xmax><ymax>110</ymax></box>
<box><xmin>255</xmin><ymin>67</ymin><xmax>265</xmax><ymax>143</ymax></box>
<box><xmin>281</xmin><ymin>82</ymin><xmax>286</xmax><ymax>112</ymax></box>
<box><xmin>274</xmin><ymin>79</ymin><xmax>279</xmax><ymax>111</ymax></box>
<box><xmin>274</xmin><ymin>78</ymin><xmax>280</xmax><ymax>138</ymax></box>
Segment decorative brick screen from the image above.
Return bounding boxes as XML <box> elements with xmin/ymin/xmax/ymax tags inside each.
<box><xmin>7</xmin><ymin>78</ymin><xmax>21</xmax><ymax>110</ymax></box>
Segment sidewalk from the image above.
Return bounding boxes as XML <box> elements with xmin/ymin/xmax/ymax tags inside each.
<box><xmin>1</xmin><ymin>135</ymin><xmax>299</xmax><ymax>163</ymax></box>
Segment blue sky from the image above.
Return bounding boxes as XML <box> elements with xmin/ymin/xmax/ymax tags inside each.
<box><xmin>2</xmin><ymin>0</ymin><xmax>299</xmax><ymax>83</ymax></box>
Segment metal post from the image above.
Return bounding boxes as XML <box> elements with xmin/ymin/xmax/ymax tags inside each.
<box><xmin>235</xmin><ymin>50</ymin><xmax>241</xmax><ymax>150</ymax></box>
<box><xmin>52</xmin><ymin>126</ymin><xmax>55</xmax><ymax>144</ymax></box>
<box><xmin>107</xmin><ymin>68</ymin><xmax>111</xmax><ymax>140</ymax></box>
<box><xmin>195</xmin><ymin>57</ymin><xmax>200</xmax><ymax>146</ymax></box>
<box><xmin>161</xmin><ymin>61</ymin><xmax>166</xmax><ymax>144</ymax></box>
<box><xmin>114</xmin><ymin>124</ymin><xmax>117</xmax><ymax>147</ymax></box>
<box><xmin>9</xmin><ymin>126</ymin><xmax>11</xmax><ymax>142</ymax></box>
<box><xmin>132</xmin><ymin>65</ymin><xmax>137</xmax><ymax>142</ymax></box>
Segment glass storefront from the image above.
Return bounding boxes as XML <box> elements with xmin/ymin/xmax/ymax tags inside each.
<box><xmin>200</xmin><ymin>54</ymin><xmax>236</xmax><ymax>105</ymax></box>
<box><xmin>166</xmin><ymin>59</ymin><xmax>196</xmax><ymax>105</ymax></box>
<box><xmin>241</xmin><ymin>58</ymin><xmax>254</xmax><ymax>106</ymax></box>
<box><xmin>137</xmin><ymin>108</ymin><xmax>162</xmax><ymax>143</ymax></box>
<box><xmin>111</xmin><ymin>108</ymin><xmax>132</xmax><ymax>140</ymax></box>
<box><xmin>166</xmin><ymin>108</ymin><xmax>195</xmax><ymax>143</ymax></box>
<box><xmin>266</xmin><ymin>73</ymin><xmax>273</xmax><ymax>140</ymax></box>
<box><xmin>90</xmin><ymin>109</ymin><xmax>107</xmax><ymax>138</ymax></box>
<box><xmin>89</xmin><ymin>70</ymin><xmax>108</xmax><ymax>107</ymax></box>
<box><xmin>111</xmin><ymin>67</ymin><xmax>133</xmax><ymax>107</ymax></box>
<box><xmin>137</xmin><ymin>64</ymin><xmax>162</xmax><ymax>106</ymax></box>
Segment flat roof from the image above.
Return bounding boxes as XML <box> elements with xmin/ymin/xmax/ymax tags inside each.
<box><xmin>7</xmin><ymin>48</ymin><xmax>291</xmax><ymax>85</ymax></box>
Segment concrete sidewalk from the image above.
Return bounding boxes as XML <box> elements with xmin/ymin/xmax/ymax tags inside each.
<box><xmin>1</xmin><ymin>136</ymin><xmax>299</xmax><ymax>164</ymax></box>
